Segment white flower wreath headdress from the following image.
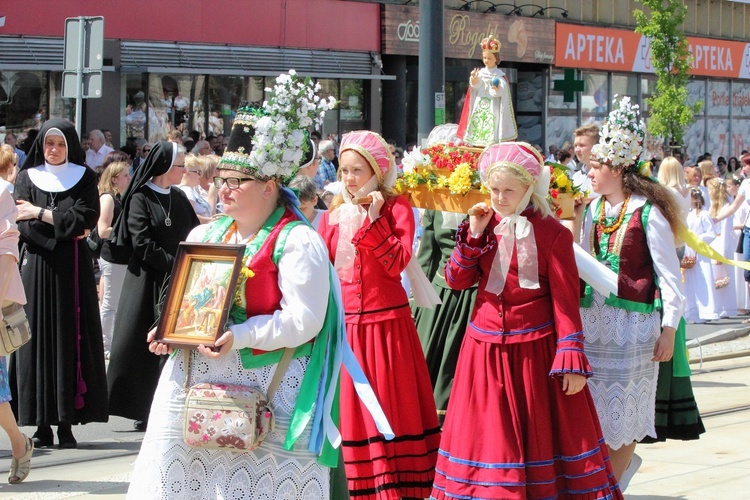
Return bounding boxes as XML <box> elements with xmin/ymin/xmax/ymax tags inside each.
<box><xmin>591</xmin><ymin>96</ymin><xmax>646</xmax><ymax>172</ymax></box>
<box><xmin>219</xmin><ymin>70</ymin><xmax>337</xmax><ymax>185</ymax></box>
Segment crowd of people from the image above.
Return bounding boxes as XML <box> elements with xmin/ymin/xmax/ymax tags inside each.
<box><xmin>0</xmin><ymin>67</ymin><xmax>740</xmax><ymax>499</ymax></box>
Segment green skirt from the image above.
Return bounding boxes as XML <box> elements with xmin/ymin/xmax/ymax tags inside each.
<box><xmin>641</xmin><ymin>318</ymin><xmax>706</xmax><ymax>443</ymax></box>
<box><xmin>414</xmin><ymin>284</ymin><xmax>477</xmax><ymax>425</ymax></box>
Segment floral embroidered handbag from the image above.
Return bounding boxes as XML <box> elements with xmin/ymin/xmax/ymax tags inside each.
<box><xmin>183</xmin><ymin>347</ymin><xmax>294</xmax><ymax>452</ymax></box>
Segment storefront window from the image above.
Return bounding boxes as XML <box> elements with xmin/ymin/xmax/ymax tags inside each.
<box><xmin>641</xmin><ymin>76</ymin><xmax>657</xmax><ymax>116</ymax></box>
<box><xmin>207</xmin><ymin>76</ymin><xmax>257</xmax><ymax>139</ymax></box>
<box><xmin>516</xmin><ymin>71</ymin><xmax>543</xmax><ymax>148</ymax></box>
<box><xmin>611</xmin><ymin>74</ymin><xmax>638</xmax><ymax>105</ymax></box>
<box><xmin>0</xmin><ymin>70</ymin><xmax>48</xmax><ymax>135</ymax></box>
<box><xmin>684</xmin><ymin>119</ymin><xmax>706</xmax><ymax>163</ymax></box>
<box><xmin>705</xmin><ymin>81</ymin><xmax>730</xmax><ymax>158</ymax></box>
<box><xmin>49</xmin><ymin>73</ymin><xmax>75</xmax><ymax>126</ymax></box>
<box><xmin>687</xmin><ymin>79</ymin><xmax>705</xmax><ymax>112</ymax></box>
<box><xmin>340</xmin><ymin>79</ymin><xmax>364</xmax><ymax>134</ymax></box>
<box><xmin>732</xmin><ymin>81</ymin><xmax>750</xmax><ymax>118</ymax></box>
<box><xmin>546</xmin><ymin>115</ymin><xmax>577</xmax><ymax>152</ymax></box>
<box><xmin>548</xmin><ymin>69</ymin><xmax>577</xmax><ymax>111</ymax></box>
<box><xmin>147</xmin><ymin>73</ymin><xmax>207</xmax><ymax>143</ymax></box>
<box><xmin>731</xmin><ymin>81</ymin><xmax>750</xmax><ymax>156</ymax></box>
<box><xmin>707</xmin><ymin>80</ymin><xmax>730</xmax><ymax>117</ymax></box>
<box><xmin>732</xmin><ymin>119</ymin><xmax>750</xmax><ymax>157</ymax></box>
<box><xmin>581</xmin><ymin>72</ymin><xmax>608</xmax><ymax>118</ymax></box>
<box><xmin>445</xmin><ymin>80</ymin><xmax>468</xmax><ymax>125</ymax></box>
<box><xmin>706</xmin><ymin>118</ymin><xmax>730</xmax><ymax>158</ymax></box>
<box><xmin>316</xmin><ymin>79</ymin><xmax>340</xmax><ymax>141</ymax></box>
<box><xmin>517</xmin><ymin>71</ymin><xmax>543</xmax><ymax>113</ymax></box>
<box><xmin>124</xmin><ymin>73</ymin><xmax>147</xmax><ymax>140</ymax></box>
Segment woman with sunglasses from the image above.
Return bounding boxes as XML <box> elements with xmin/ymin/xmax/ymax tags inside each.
<box><xmin>106</xmin><ymin>141</ymin><xmax>199</xmax><ymax>431</ymax></box>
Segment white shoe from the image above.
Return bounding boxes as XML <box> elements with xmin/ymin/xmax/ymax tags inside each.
<box><xmin>618</xmin><ymin>452</ymin><xmax>642</xmax><ymax>493</ymax></box>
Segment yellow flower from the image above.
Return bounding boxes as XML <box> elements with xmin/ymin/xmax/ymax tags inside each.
<box><xmin>555</xmin><ymin>173</ymin><xmax>571</xmax><ymax>191</ymax></box>
<box><xmin>447</xmin><ymin>163</ymin><xmax>473</xmax><ymax>195</ymax></box>
<box><xmin>404</xmin><ymin>173</ymin><xmax>419</xmax><ymax>189</ymax></box>
<box><xmin>240</xmin><ymin>267</ymin><xmax>255</xmax><ymax>279</ymax></box>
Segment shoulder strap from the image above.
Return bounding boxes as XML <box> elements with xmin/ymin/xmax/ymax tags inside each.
<box><xmin>182</xmin><ymin>345</ymin><xmax>295</xmax><ymax>401</ymax></box>
<box><xmin>265</xmin><ymin>347</ymin><xmax>295</xmax><ymax>402</ymax></box>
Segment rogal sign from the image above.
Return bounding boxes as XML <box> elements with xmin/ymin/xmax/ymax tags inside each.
<box><xmin>383</xmin><ymin>4</ymin><xmax>555</xmax><ymax>64</ymax></box>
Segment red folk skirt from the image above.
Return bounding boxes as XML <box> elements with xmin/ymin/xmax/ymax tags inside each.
<box><xmin>431</xmin><ymin>333</ymin><xmax>623</xmax><ymax>500</ymax></box>
<box><xmin>340</xmin><ymin>316</ymin><xmax>441</xmax><ymax>500</ymax></box>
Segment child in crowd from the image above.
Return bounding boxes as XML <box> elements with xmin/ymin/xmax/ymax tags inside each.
<box><xmin>432</xmin><ymin>142</ymin><xmax>621</xmax><ymax>499</ymax></box>
<box><xmin>684</xmin><ymin>187</ymin><xmax>718</xmax><ymax>323</ymax></box>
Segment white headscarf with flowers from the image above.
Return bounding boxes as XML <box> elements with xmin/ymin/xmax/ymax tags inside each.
<box><xmin>591</xmin><ymin>96</ymin><xmax>645</xmax><ymax>171</ymax></box>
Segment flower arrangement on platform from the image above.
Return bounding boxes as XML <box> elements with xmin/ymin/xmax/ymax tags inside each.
<box><xmin>394</xmin><ymin>142</ymin><xmax>488</xmax><ymax>213</ymax></box>
<box><xmin>547</xmin><ymin>161</ymin><xmax>585</xmax><ymax>219</ymax></box>
<box><xmin>397</xmin><ymin>143</ymin><xmax>486</xmax><ymax>196</ymax></box>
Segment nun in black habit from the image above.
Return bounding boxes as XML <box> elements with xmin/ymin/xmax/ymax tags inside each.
<box><xmin>10</xmin><ymin>118</ymin><xmax>107</xmax><ymax>449</ymax></box>
<box><xmin>106</xmin><ymin>141</ymin><xmax>198</xmax><ymax>430</ymax></box>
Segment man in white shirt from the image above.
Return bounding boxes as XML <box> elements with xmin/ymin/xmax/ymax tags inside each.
<box><xmin>85</xmin><ymin>129</ymin><xmax>114</xmax><ymax>168</ymax></box>
<box><xmin>572</xmin><ymin>124</ymin><xmax>599</xmax><ymax>195</ymax></box>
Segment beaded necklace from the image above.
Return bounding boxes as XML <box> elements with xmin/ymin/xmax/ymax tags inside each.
<box><xmin>221</xmin><ymin>221</ymin><xmax>257</xmax><ymax>245</ymax></box>
<box><xmin>598</xmin><ymin>195</ymin><xmax>630</xmax><ymax>235</ymax></box>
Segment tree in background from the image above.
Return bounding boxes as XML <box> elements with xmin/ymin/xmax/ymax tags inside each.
<box><xmin>635</xmin><ymin>0</ymin><xmax>702</xmax><ymax>153</ymax></box>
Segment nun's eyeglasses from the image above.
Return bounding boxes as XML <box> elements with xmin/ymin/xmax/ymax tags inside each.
<box><xmin>213</xmin><ymin>176</ymin><xmax>256</xmax><ymax>189</ymax></box>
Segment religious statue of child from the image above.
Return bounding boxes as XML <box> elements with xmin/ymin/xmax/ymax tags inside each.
<box><xmin>457</xmin><ymin>35</ymin><xmax>518</xmax><ymax>147</ymax></box>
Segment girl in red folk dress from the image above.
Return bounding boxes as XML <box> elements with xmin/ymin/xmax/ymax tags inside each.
<box><xmin>431</xmin><ymin>142</ymin><xmax>622</xmax><ymax>500</ymax></box>
<box><xmin>318</xmin><ymin>131</ymin><xmax>440</xmax><ymax>500</ymax></box>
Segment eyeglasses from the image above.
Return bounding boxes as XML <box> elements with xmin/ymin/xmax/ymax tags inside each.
<box><xmin>143</xmin><ymin>148</ymin><xmax>151</xmax><ymax>153</ymax></box>
<box><xmin>213</xmin><ymin>176</ymin><xmax>257</xmax><ymax>189</ymax></box>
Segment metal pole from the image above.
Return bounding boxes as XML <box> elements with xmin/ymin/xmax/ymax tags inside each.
<box><xmin>74</xmin><ymin>16</ymin><xmax>84</xmax><ymax>137</ymax></box>
<box><xmin>418</xmin><ymin>0</ymin><xmax>444</xmax><ymax>146</ymax></box>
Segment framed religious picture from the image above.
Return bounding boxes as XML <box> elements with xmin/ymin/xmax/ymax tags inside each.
<box><xmin>155</xmin><ymin>242</ymin><xmax>246</xmax><ymax>349</ymax></box>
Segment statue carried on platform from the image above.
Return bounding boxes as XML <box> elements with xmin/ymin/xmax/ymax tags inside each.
<box><xmin>457</xmin><ymin>35</ymin><xmax>517</xmax><ymax>147</ymax></box>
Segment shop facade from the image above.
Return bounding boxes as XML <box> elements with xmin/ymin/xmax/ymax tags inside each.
<box><xmin>0</xmin><ymin>0</ymin><xmax>386</xmax><ymax>148</ymax></box>
<box><xmin>553</xmin><ymin>22</ymin><xmax>750</xmax><ymax>162</ymax></box>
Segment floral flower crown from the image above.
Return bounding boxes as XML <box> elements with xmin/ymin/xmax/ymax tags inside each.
<box><xmin>591</xmin><ymin>96</ymin><xmax>645</xmax><ymax>172</ymax></box>
<box><xmin>219</xmin><ymin>70</ymin><xmax>337</xmax><ymax>185</ymax></box>
<box><xmin>481</xmin><ymin>35</ymin><xmax>501</xmax><ymax>53</ymax></box>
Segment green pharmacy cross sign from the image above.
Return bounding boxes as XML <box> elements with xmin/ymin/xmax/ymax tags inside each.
<box><xmin>553</xmin><ymin>68</ymin><xmax>584</xmax><ymax>103</ymax></box>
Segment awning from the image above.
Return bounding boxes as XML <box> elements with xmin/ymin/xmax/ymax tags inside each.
<box><xmin>0</xmin><ymin>36</ymin><xmax>395</xmax><ymax>80</ymax></box>
<box><xmin>120</xmin><ymin>41</ymin><xmax>395</xmax><ymax>80</ymax></box>
<box><xmin>0</xmin><ymin>36</ymin><xmax>64</xmax><ymax>71</ymax></box>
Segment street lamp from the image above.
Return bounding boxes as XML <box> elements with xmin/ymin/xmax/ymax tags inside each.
<box><xmin>531</xmin><ymin>6</ymin><xmax>569</xmax><ymax>18</ymax></box>
<box><xmin>458</xmin><ymin>1</ymin><xmax>517</xmax><ymax>13</ymax></box>
<box><xmin>506</xmin><ymin>4</ymin><xmax>569</xmax><ymax>17</ymax></box>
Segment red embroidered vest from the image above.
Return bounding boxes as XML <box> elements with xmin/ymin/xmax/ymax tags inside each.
<box><xmin>244</xmin><ymin>209</ymin><xmax>299</xmax><ymax>317</ymax></box>
<box><xmin>590</xmin><ymin>204</ymin><xmax>660</xmax><ymax>306</ymax></box>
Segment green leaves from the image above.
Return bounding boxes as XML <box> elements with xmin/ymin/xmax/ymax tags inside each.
<box><xmin>635</xmin><ymin>0</ymin><xmax>699</xmax><ymax>148</ymax></box>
